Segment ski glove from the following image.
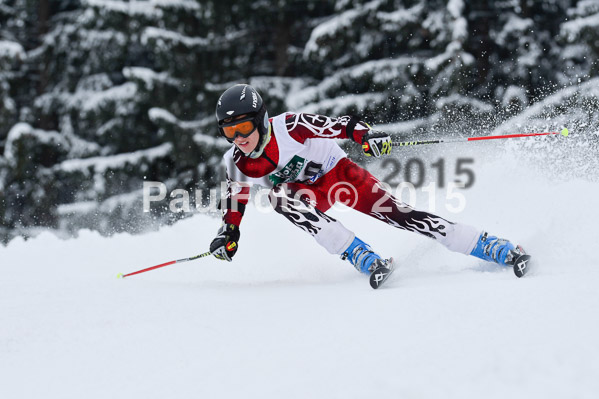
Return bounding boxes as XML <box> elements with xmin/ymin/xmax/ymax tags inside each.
<box><xmin>362</xmin><ymin>131</ymin><xmax>392</xmax><ymax>157</ymax></box>
<box><xmin>210</xmin><ymin>224</ymin><xmax>240</xmax><ymax>262</ymax></box>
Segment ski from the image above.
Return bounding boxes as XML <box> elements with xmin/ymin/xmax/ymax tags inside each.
<box><xmin>511</xmin><ymin>245</ymin><xmax>531</xmax><ymax>278</ymax></box>
<box><xmin>369</xmin><ymin>257</ymin><xmax>396</xmax><ymax>289</ymax></box>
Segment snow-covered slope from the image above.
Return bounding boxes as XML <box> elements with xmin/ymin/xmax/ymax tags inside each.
<box><xmin>1</xmin><ymin>141</ymin><xmax>598</xmax><ymax>399</ymax></box>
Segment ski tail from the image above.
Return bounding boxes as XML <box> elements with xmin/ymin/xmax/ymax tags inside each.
<box><xmin>510</xmin><ymin>245</ymin><xmax>531</xmax><ymax>278</ymax></box>
<box><xmin>369</xmin><ymin>257</ymin><xmax>396</xmax><ymax>289</ymax></box>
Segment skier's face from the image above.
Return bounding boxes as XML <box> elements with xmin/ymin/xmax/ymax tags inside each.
<box><xmin>234</xmin><ymin>127</ymin><xmax>259</xmax><ymax>154</ymax></box>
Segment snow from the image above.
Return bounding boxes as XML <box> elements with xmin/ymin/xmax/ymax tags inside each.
<box><xmin>303</xmin><ymin>0</ymin><xmax>383</xmax><ymax>60</ymax></box>
<box><xmin>495</xmin><ymin>15</ymin><xmax>534</xmax><ymax>46</ymax></box>
<box><xmin>493</xmin><ymin>77</ymin><xmax>599</xmax><ymax>136</ymax></box>
<box><xmin>374</xmin><ymin>117</ymin><xmax>431</xmax><ymax>135</ymax></box>
<box><xmin>376</xmin><ymin>3</ymin><xmax>423</xmax><ymax>28</ymax></box>
<box><xmin>1</xmin><ymin>142</ymin><xmax>599</xmax><ymax>398</ymax></box>
<box><xmin>286</xmin><ymin>57</ymin><xmax>423</xmax><ymax>110</ymax></box>
<box><xmin>147</xmin><ymin>108</ymin><xmax>228</xmax><ymax>150</ymax></box>
<box><xmin>304</xmin><ymin>8</ymin><xmax>361</xmax><ymax>58</ymax></box>
<box><xmin>1</xmin><ymin>97</ymin><xmax>16</xmax><ymax>113</ymax></box>
<box><xmin>501</xmin><ymin>86</ymin><xmax>528</xmax><ymax>107</ymax></box>
<box><xmin>76</xmin><ymin>82</ymin><xmax>138</xmax><ymax>114</ymax></box>
<box><xmin>435</xmin><ymin>94</ymin><xmax>494</xmax><ymax>113</ymax></box>
<box><xmin>141</xmin><ymin>27</ymin><xmax>210</xmax><ymax>48</ymax></box>
<box><xmin>0</xmin><ymin>40</ymin><xmax>24</xmax><ymax>60</ymax></box>
<box><xmin>3</xmin><ymin>123</ymin><xmax>68</xmax><ymax>165</ymax></box>
<box><xmin>56</xmin><ymin>188</ymin><xmax>144</xmax><ymax>217</ymax></box>
<box><xmin>39</xmin><ymin>82</ymin><xmax>141</xmax><ymax>119</ymax></box>
<box><xmin>84</xmin><ymin>0</ymin><xmax>164</xmax><ymax>18</ymax></box>
<box><xmin>123</xmin><ymin>67</ymin><xmax>180</xmax><ymax>90</ymax></box>
<box><xmin>561</xmin><ymin>11</ymin><xmax>599</xmax><ymax>41</ymax></box>
<box><xmin>75</xmin><ymin>73</ymin><xmax>113</xmax><ymax>92</ymax></box>
<box><xmin>425</xmin><ymin>41</ymin><xmax>474</xmax><ymax>72</ymax></box>
<box><xmin>56</xmin><ymin>201</ymin><xmax>98</xmax><ymax>216</ymax></box>
<box><xmin>569</xmin><ymin>0</ymin><xmax>599</xmax><ymax>16</ymax></box>
<box><xmin>447</xmin><ymin>0</ymin><xmax>463</xmax><ymax>19</ymax></box>
<box><xmin>56</xmin><ymin>142</ymin><xmax>173</xmax><ymax>174</ymax></box>
<box><xmin>148</xmin><ymin>107</ymin><xmax>179</xmax><ymax>125</ymax></box>
<box><xmin>249</xmin><ymin>76</ymin><xmax>310</xmax><ymax>101</ymax></box>
<box><xmin>75</xmin><ymin>28</ymin><xmax>128</xmax><ymax>52</ymax></box>
<box><xmin>447</xmin><ymin>0</ymin><xmax>467</xmax><ymax>41</ymax></box>
<box><xmin>560</xmin><ymin>43</ymin><xmax>589</xmax><ymax>60</ymax></box>
<box><xmin>297</xmin><ymin>92</ymin><xmax>387</xmax><ymax>115</ymax></box>
<box><xmin>193</xmin><ymin>132</ymin><xmax>231</xmax><ymax>150</ymax></box>
<box><xmin>150</xmin><ymin>0</ymin><xmax>200</xmax><ymax>12</ymax></box>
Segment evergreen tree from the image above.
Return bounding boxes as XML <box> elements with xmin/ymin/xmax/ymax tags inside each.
<box><xmin>0</xmin><ymin>0</ymin><xmax>26</xmax><ymax>143</ymax></box>
<box><xmin>293</xmin><ymin>0</ymin><xmax>484</xmax><ymax>131</ymax></box>
<box><xmin>0</xmin><ymin>0</ymin><xmax>598</xmax><ymax>244</ymax></box>
<box><xmin>559</xmin><ymin>0</ymin><xmax>599</xmax><ymax>83</ymax></box>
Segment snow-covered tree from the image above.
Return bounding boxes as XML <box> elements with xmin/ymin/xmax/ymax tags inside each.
<box><xmin>1</xmin><ymin>0</ymin><xmax>598</xmax><ymax>244</ymax></box>
<box><xmin>0</xmin><ymin>0</ymin><xmax>227</xmax><ymax>241</ymax></box>
<box><xmin>0</xmin><ymin>0</ymin><xmax>26</xmax><ymax>142</ymax></box>
<box><xmin>294</xmin><ymin>0</ymin><xmax>483</xmax><ymax>132</ymax></box>
<box><xmin>559</xmin><ymin>0</ymin><xmax>599</xmax><ymax>84</ymax></box>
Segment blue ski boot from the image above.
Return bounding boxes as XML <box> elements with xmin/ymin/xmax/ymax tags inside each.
<box><xmin>341</xmin><ymin>237</ymin><xmax>383</xmax><ymax>274</ymax></box>
<box><xmin>341</xmin><ymin>236</ymin><xmax>395</xmax><ymax>288</ymax></box>
<box><xmin>470</xmin><ymin>231</ymin><xmax>530</xmax><ymax>277</ymax></box>
<box><xmin>470</xmin><ymin>231</ymin><xmax>516</xmax><ymax>265</ymax></box>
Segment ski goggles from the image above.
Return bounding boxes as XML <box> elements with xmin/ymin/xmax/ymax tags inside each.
<box><xmin>220</xmin><ymin>119</ymin><xmax>256</xmax><ymax>142</ymax></box>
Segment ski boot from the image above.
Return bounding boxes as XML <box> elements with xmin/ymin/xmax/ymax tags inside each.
<box><xmin>470</xmin><ymin>231</ymin><xmax>531</xmax><ymax>277</ymax></box>
<box><xmin>341</xmin><ymin>237</ymin><xmax>395</xmax><ymax>289</ymax></box>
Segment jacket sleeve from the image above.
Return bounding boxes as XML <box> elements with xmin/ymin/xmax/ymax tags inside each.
<box><xmin>220</xmin><ymin>175</ymin><xmax>251</xmax><ymax>227</ymax></box>
<box><xmin>285</xmin><ymin>113</ymin><xmax>371</xmax><ymax>144</ymax></box>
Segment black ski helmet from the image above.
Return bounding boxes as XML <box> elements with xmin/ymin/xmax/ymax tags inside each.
<box><xmin>216</xmin><ymin>84</ymin><xmax>270</xmax><ymax>153</ymax></box>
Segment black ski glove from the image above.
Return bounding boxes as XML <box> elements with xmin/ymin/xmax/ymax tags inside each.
<box><xmin>210</xmin><ymin>224</ymin><xmax>240</xmax><ymax>262</ymax></box>
<box><xmin>362</xmin><ymin>131</ymin><xmax>392</xmax><ymax>157</ymax></box>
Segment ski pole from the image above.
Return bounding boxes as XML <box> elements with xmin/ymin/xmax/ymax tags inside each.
<box><xmin>117</xmin><ymin>251</ymin><xmax>212</xmax><ymax>279</ymax></box>
<box><xmin>391</xmin><ymin>128</ymin><xmax>569</xmax><ymax>147</ymax></box>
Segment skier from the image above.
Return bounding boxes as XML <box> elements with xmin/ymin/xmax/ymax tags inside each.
<box><xmin>209</xmin><ymin>84</ymin><xmax>530</xmax><ymax>287</ymax></box>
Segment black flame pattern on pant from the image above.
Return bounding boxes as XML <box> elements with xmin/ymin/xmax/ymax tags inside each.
<box><xmin>269</xmin><ymin>184</ymin><xmax>336</xmax><ymax>236</ymax></box>
<box><xmin>269</xmin><ymin>163</ymin><xmax>457</xmax><ymax>245</ymax></box>
<box><xmin>369</xmin><ymin>195</ymin><xmax>454</xmax><ymax>240</ymax></box>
